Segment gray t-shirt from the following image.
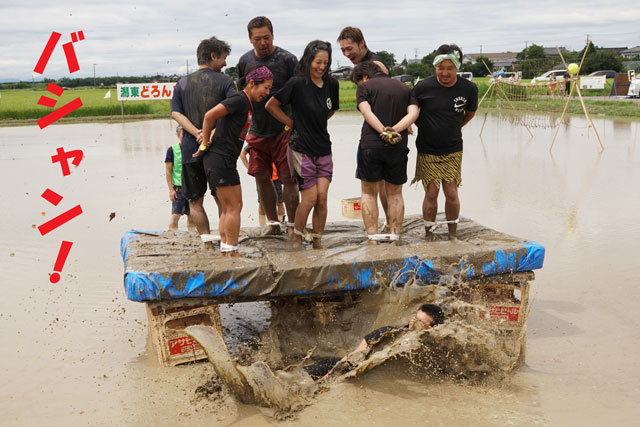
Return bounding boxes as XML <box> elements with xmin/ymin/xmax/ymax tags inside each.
<box><xmin>237</xmin><ymin>46</ymin><xmax>298</xmax><ymax>138</ymax></box>
<box><xmin>170</xmin><ymin>68</ymin><xmax>236</xmax><ymax>163</ymax></box>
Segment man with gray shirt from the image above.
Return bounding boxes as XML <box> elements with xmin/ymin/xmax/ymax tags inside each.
<box><xmin>238</xmin><ymin>16</ymin><xmax>299</xmax><ymax>236</ymax></box>
<box><xmin>171</xmin><ymin>37</ymin><xmax>236</xmax><ymax>249</ymax></box>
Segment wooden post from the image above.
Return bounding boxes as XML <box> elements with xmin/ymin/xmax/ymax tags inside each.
<box><xmin>120</xmin><ymin>101</ymin><xmax>124</xmax><ymax>120</ymax></box>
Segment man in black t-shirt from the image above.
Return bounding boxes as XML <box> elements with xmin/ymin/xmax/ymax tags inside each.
<box><xmin>303</xmin><ymin>303</ymin><xmax>445</xmax><ymax>380</ymax></box>
<box><xmin>337</xmin><ymin>26</ymin><xmax>389</xmax><ymax>74</ymax></box>
<box><xmin>238</xmin><ymin>16</ymin><xmax>299</xmax><ymax>236</ymax></box>
<box><xmin>411</xmin><ymin>44</ymin><xmax>478</xmax><ymax>241</ymax></box>
<box><xmin>170</xmin><ymin>37</ymin><xmax>236</xmax><ymax>249</ymax></box>
<box><xmin>338</xmin><ymin>26</ymin><xmax>392</xmax><ymax>228</ymax></box>
<box><xmin>351</xmin><ymin>61</ymin><xmax>418</xmax><ymax>242</ymax></box>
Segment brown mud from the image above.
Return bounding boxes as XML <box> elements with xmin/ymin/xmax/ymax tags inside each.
<box><xmin>186</xmin><ymin>272</ymin><xmax>526</xmax><ymax>419</ymax></box>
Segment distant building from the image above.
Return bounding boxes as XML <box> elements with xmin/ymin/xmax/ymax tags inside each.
<box><xmin>601</xmin><ymin>47</ymin><xmax>628</xmax><ymax>55</ymax></box>
<box><xmin>621</xmin><ymin>46</ymin><xmax>640</xmax><ymax>59</ymax></box>
<box><xmin>466</xmin><ymin>52</ymin><xmax>518</xmax><ymax>70</ymax></box>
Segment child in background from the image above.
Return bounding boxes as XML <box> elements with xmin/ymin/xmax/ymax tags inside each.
<box><xmin>165</xmin><ymin>125</ymin><xmax>194</xmax><ymax>230</ymax></box>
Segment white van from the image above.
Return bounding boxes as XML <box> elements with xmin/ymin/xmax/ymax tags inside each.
<box><xmin>531</xmin><ymin>69</ymin><xmax>567</xmax><ymax>84</ymax></box>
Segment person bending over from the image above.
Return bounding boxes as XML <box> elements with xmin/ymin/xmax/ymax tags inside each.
<box><xmin>195</xmin><ymin>67</ymin><xmax>274</xmax><ymax>257</ymax></box>
<box><xmin>351</xmin><ymin>61</ymin><xmax>418</xmax><ymax>243</ymax></box>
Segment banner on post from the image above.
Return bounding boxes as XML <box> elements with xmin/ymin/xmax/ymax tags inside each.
<box><xmin>116</xmin><ymin>82</ymin><xmax>176</xmax><ymax>101</ymax></box>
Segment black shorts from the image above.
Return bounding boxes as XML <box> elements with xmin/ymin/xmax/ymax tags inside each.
<box><xmin>181</xmin><ymin>161</ymin><xmax>208</xmax><ymax>200</ymax></box>
<box><xmin>356</xmin><ymin>147</ymin><xmax>408</xmax><ymax>185</ymax></box>
<box><xmin>204</xmin><ymin>152</ymin><xmax>241</xmax><ymax>188</ymax></box>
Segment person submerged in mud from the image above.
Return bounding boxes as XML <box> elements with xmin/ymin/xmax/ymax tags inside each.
<box><xmin>303</xmin><ymin>303</ymin><xmax>445</xmax><ymax>380</ymax></box>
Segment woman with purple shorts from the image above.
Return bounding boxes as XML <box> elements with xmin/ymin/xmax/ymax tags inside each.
<box><xmin>266</xmin><ymin>40</ymin><xmax>339</xmax><ymax>248</ymax></box>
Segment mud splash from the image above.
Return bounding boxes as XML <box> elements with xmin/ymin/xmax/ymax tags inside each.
<box><xmin>185</xmin><ymin>271</ymin><xmax>526</xmax><ymax>419</ymax></box>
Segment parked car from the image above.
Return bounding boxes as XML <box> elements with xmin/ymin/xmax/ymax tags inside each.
<box><xmin>588</xmin><ymin>70</ymin><xmax>617</xmax><ymax>79</ymax></box>
<box><xmin>329</xmin><ymin>66</ymin><xmax>353</xmax><ymax>80</ymax></box>
<box><xmin>392</xmin><ymin>74</ymin><xmax>415</xmax><ymax>87</ymax></box>
<box><xmin>456</xmin><ymin>71</ymin><xmax>473</xmax><ymax>81</ymax></box>
<box><xmin>531</xmin><ymin>69</ymin><xmax>567</xmax><ymax>83</ymax></box>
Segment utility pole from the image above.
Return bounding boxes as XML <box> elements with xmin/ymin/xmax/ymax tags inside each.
<box><xmin>414</xmin><ymin>48</ymin><xmax>418</xmax><ymax>61</ymax></box>
<box><xmin>186</xmin><ymin>59</ymin><xmax>189</xmax><ymax>75</ymax></box>
<box><xmin>480</xmin><ymin>45</ymin><xmax>483</xmax><ymax>55</ymax></box>
<box><xmin>93</xmin><ymin>63</ymin><xmax>96</xmax><ymax>86</ymax></box>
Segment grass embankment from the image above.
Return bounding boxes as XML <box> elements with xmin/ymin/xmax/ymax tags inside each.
<box><xmin>1</xmin><ymin>78</ymin><xmax>637</xmax><ymax>125</ymax></box>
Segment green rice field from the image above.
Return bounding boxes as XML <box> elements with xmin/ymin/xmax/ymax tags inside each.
<box><xmin>1</xmin><ymin>78</ymin><xmax>637</xmax><ymax>125</ymax></box>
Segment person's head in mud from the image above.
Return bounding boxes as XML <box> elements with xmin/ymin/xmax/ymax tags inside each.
<box><xmin>197</xmin><ymin>37</ymin><xmax>231</xmax><ymax>72</ymax></box>
<box><xmin>410</xmin><ymin>304</ymin><xmax>445</xmax><ymax>330</ymax></box>
<box><xmin>248</xmin><ymin>16</ymin><xmax>275</xmax><ymax>59</ymax></box>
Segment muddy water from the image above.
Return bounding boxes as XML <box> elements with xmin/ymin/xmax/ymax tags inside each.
<box><xmin>1</xmin><ymin>112</ymin><xmax>639</xmax><ymax>425</ymax></box>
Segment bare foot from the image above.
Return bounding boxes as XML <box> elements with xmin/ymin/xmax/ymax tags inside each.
<box><xmin>424</xmin><ymin>229</ymin><xmax>438</xmax><ymax>242</ymax></box>
<box><xmin>262</xmin><ymin>224</ymin><xmax>281</xmax><ymax>236</ymax></box>
<box><xmin>227</xmin><ymin>251</ymin><xmax>242</xmax><ymax>257</ymax></box>
<box><xmin>312</xmin><ymin>238</ymin><xmax>322</xmax><ymax>249</ymax></box>
<box><xmin>291</xmin><ymin>240</ymin><xmax>303</xmax><ymax>250</ymax></box>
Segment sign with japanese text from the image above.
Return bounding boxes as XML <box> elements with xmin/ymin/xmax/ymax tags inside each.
<box><xmin>580</xmin><ymin>76</ymin><xmax>606</xmax><ymax>90</ymax></box>
<box><xmin>117</xmin><ymin>82</ymin><xmax>176</xmax><ymax>101</ymax></box>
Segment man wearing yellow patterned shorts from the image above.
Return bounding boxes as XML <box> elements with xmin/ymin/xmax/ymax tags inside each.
<box><xmin>411</xmin><ymin>44</ymin><xmax>477</xmax><ymax>240</ymax></box>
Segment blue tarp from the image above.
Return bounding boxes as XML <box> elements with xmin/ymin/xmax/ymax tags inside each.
<box><xmin>121</xmin><ymin>218</ymin><xmax>545</xmax><ymax>302</ymax></box>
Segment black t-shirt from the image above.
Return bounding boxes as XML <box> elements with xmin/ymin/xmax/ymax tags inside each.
<box><xmin>362</xmin><ymin>49</ymin><xmax>382</xmax><ymax>64</ymax></box>
<box><xmin>237</xmin><ymin>46</ymin><xmax>298</xmax><ymax>138</ymax></box>
<box><xmin>413</xmin><ymin>76</ymin><xmax>478</xmax><ymax>155</ymax></box>
<box><xmin>274</xmin><ymin>75</ymin><xmax>339</xmax><ymax>157</ymax></box>
<box><xmin>364</xmin><ymin>324</ymin><xmax>407</xmax><ymax>345</ymax></box>
<box><xmin>208</xmin><ymin>91</ymin><xmax>253</xmax><ymax>160</ymax></box>
<box><xmin>170</xmin><ymin>68</ymin><xmax>236</xmax><ymax>164</ymax></box>
<box><xmin>356</xmin><ymin>73</ymin><xmax>418</xmax><ymax>150</ymax></box>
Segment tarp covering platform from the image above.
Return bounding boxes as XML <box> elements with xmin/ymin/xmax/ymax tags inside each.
<box><xmin>121</xmin><ymin>215</ymin><xmax>545</xmax><ymax>302</ymax></box>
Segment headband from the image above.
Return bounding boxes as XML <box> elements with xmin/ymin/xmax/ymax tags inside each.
<box><xmin>433</xmin><ymin>53</ymin><xmax>461</xmax><ymax>70</ymax></box>
<box><xmin>246</xmin><ymin>66</ymin><xmax>273</xmax><ymax>83</ymax></box>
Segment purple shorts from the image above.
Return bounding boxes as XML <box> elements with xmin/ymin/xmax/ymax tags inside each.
<box><xmin>287</xmin><ymin>147</ymin><xmax>333</xmax><ymax>190</ymax></box>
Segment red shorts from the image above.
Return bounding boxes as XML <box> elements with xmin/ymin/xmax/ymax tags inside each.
<box><xmin>246</xmin><ymin>130</ymin><xmax>294</xmax><ymax>184</ymax></box>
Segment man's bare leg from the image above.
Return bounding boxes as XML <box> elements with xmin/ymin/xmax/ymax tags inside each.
<box><xmin>255</xmin><ymin>172</ymin><xmax>279</xmax><ymax>234</ymax></box>
<box><xmin>361</xmin><ymin>181</ymin><xmax>379</xmax><ymax>236</ymax></box>
<box><xmin>189</xmin><ymin>196</ymin><xmax>213</xmax><ymax>250</ymax></box>
<box><xmin>422</xmin><ymin>181</ymin><xmax>439</xmax><ymax>241</ymax></box>
<box><xmin>385</xmin><ymin>181</ymin><xmax>404</xmax><ymax>237</ymax></box>
<box><xmin>377</xmin><ymin>180</ymin><xmax>390</xmax><ymax>232</ymax></box>
<box><xmin>283</xmin><ymin>181</ymin><xmax>299</xmax><ymax>238</ymax></box>
<box><xmin>441</xmin><ymin>180</ymin><xmax>460</xmax><ymax>241</ymax></box>
<box><xmin>186</xmin><ymin>215</ymin><xmax>195</xmax><ymax>231</ymax></box>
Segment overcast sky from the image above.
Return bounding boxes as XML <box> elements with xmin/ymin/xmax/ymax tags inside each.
<box><xmin>1</xmin><ymin>0</ymin><xmax>639</xmax><ymax>81</ymax></box>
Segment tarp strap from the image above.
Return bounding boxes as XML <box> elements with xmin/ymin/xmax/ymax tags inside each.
<box><xmin>200</xmin><ymin>234</ymin><xmax>221</xmax><ymax>243</ymax></box>
<box><xmin>368</xmin><ymin>233</ymin><xmax>400</xmax><ymax>242</ymax></box>
<box><xmin>424</xmin><ymin>218</ymin><xmax>459</xmax><ymax>232</ymax></box>
<box><xmin>220</xmin><ymin>242</ymin><xmax>239</xmax><ymax>252</ymax></box>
